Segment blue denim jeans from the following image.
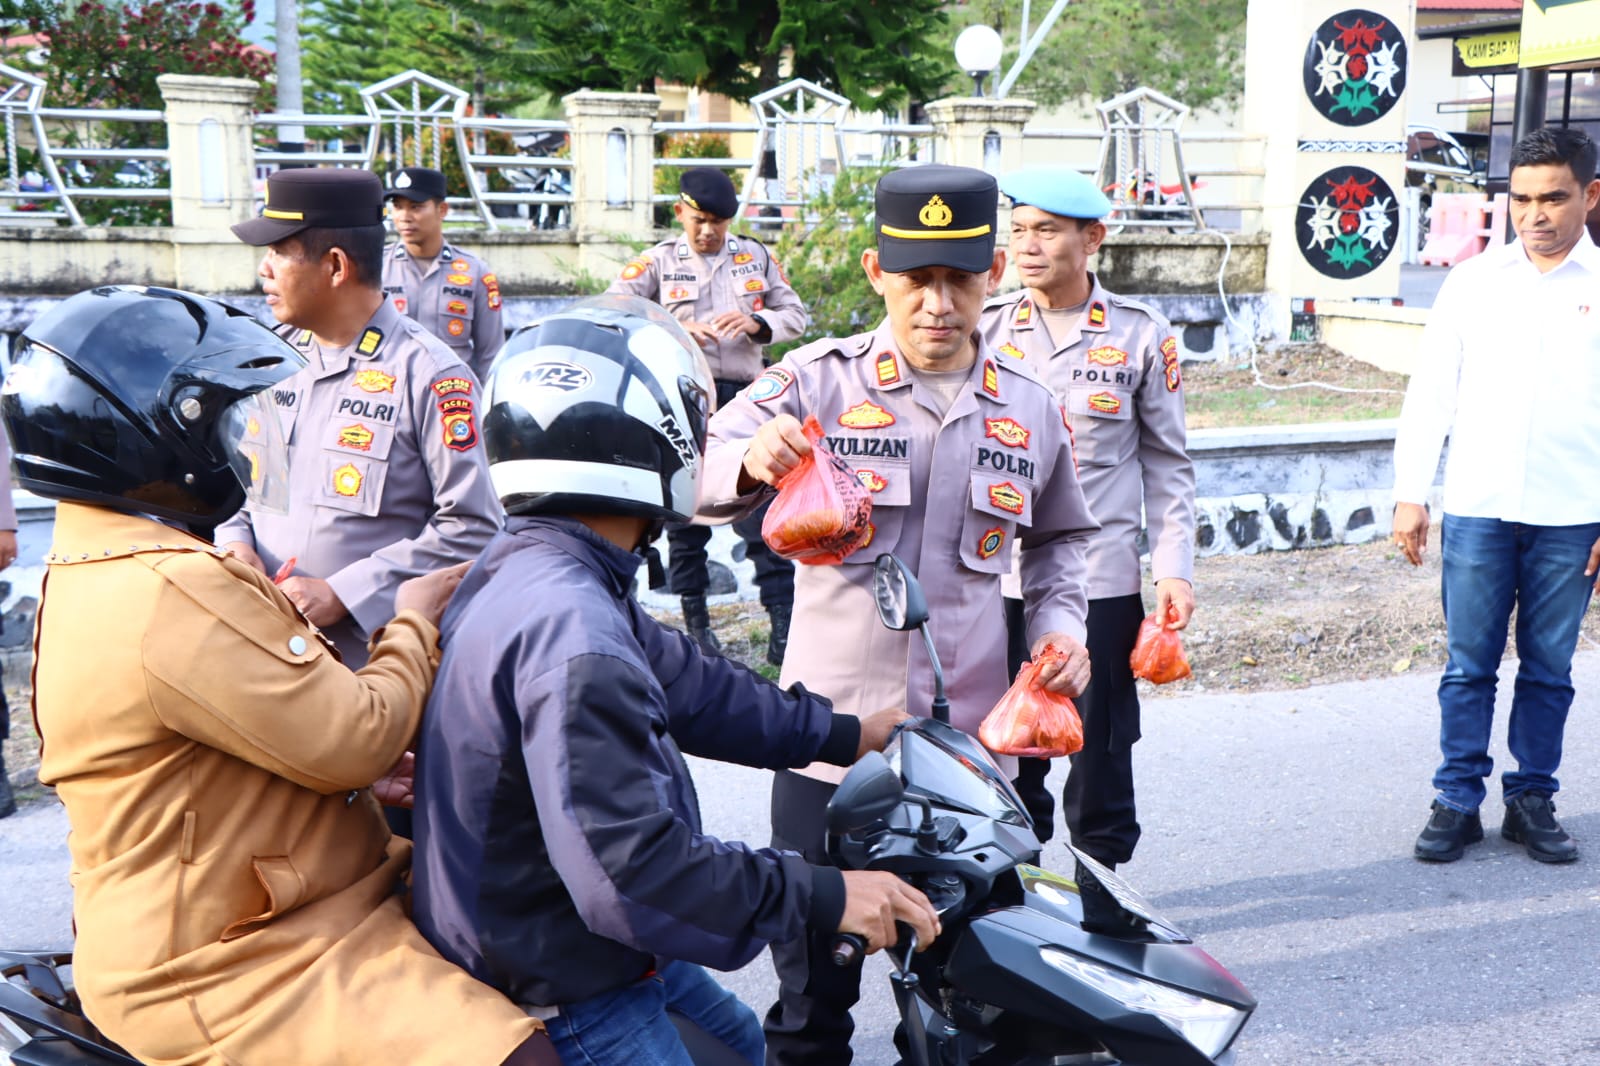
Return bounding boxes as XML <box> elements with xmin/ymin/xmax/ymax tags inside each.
<box><xmin>544</xmin><ymin>961</ymin><xmax>763</xmax><ymax>1066</ymax></box>
<box><xmin>1433</xmin><ymin>515</ymin><xmax>1600</xmax><ymax>813</ymax></box>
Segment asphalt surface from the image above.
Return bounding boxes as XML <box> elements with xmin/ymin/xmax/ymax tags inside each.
<box><xmin>5</xmin><ymin>649</ymin><xmax>1600</xmax><ymax>1065</ymax></box>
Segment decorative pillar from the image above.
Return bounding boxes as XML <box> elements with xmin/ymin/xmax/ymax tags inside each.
<box><xmin>924</xmin><ymin>97</ymin><xmax>1037</xmax><ymax>176</ymax></box>
<box><xmin>561</xmin><ymin>91</ymin><xmax>661</xmax><ymax>240</ymax></box>
<box><xmin>158</xmin><ymin>74</ymin><xmax>265</xmax><ymax>291</ymax></box>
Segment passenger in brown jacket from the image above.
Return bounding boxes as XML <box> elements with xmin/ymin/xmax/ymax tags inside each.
<box><xmin>1</xmin><ymin>286</ymin><xmax>553</xmax><ymax>1065</ymax></box>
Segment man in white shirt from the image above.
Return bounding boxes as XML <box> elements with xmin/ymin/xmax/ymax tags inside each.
<box><xmin>1393</xmin><ymin>127</ymin><xmax>1600</xmax><ymax>864</ymax></box>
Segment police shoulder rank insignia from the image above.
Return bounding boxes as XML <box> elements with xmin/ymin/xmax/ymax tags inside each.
<box><xmin>875</xmin><ymin>351</ymin><xmax>901</xmax><ymax>387</ymax></box>
<box><xmin>1088</xmin><ymin>302</ymin><xmax>1106</xmax><ymax>327</ymax></box>
<box><xmin>432</xmin><ymin>377</ymin><xmax>473</xmax><ymax>398</ymax></box>
<box><xmin>982</xmin><ymin>359</ymin><xmax>1000</xmax><ymax>398</ymax></box>
<box><xmin>356</xmin><ymin>328</ymin><xmax>383</xmax><ymax>356</ymax></box>
<box><xmin>619</xmin><ymin>257</ymin><xmax>648</xmax><ymax>281</ymax></box>
<box><xmin>988</xmin><ymin>482</ymin><xmax>1025</xmax><ymax>515</ymax></box>
<box><xmin>447</xmin><ymin>299</ymin><xmax>469</xmax><ymax>316</ymax></box>
<box><xmin>857</xmin><ymin>468</ymin><xmax>888</xmax><ymax>493</ymax></box>
<box><xmin>352</xmin><ymin>368</ymin><xmax>396</xmax><ymax>394</ymax></box>
<box><xmin>1013</xmin><ymin>300</ymin><xmax>1033</xmax><ymax>327</ymax></box>
<box><xmin>984</xmin><ymin>417</ymin><xmax>1030</xmax><ymax>448</ymax></box>
<box><xmin>1087</xmin><ymin>391</ymin><xmax>1122</xmax><ymax>415</ymax></box>
<box><xmin>977</xmin><ymin>527</ymin><xmax>1005</xmax><ymax>560</ymax></box>
<box><xmin>998</xmin><ymin>342</ymin><xmax>1026</xmax><ymax>361</ymax></box>
<box><xmin>748</xmin><ymin>367</ymin><xmax>793</xmax><ymax>405</ymax></box>
<box><xmin>447</xmin><ymin>318</ymin><xmax>466</xmax><ymax>336</ymax></box>
<box><xmin>451</xmin><ymin>258</ymin><xmax>469</xmax><ymax>272</ymax></box>
<box><xmin>1086</xmin><ymin>346</ymin><xmax>1128</xmax><ymax>367</ymax></box>
<box><xmin>1160</xmin><ymin>336</ymin><xmax>1181</xmax><ymax>392</ymax></box>
<box><xmin>296</xmin><ymin>328</ymin><xmax>313</xmax><ymax>347</ymax></box>
<box><xmin>332</xmin><ymin>462</ymin><xmax>364</xmax><ymax>497</ymax></box>
<box><xmin>838</xmin><ymin>400</ymin><xmax>896</xmax><ymax>429</ymax></box>
<box><xmin>744</xmin><ymin>278</ymin><xmax>766</xmax><ymax>293</ymax></box>
<box><xmin>338</xmin><ymin>424</ymin><xmax>375</xmax><ymax>451</ymax></box>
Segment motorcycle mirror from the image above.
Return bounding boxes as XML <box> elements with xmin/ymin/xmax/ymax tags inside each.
<box><xmin>872</xmin><ymin>553</ymin><xmax>929</xmax><ymax>632</ymax></box>
<box><xmin>826</xmin><ymin>751</ymin><xmax>904</xmax><ymax>835</ymax></box>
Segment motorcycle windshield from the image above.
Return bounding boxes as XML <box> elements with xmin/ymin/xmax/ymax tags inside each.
<box><xmin>892</xmin><ymin>718</ymin><xmax>1030</xmax><ymax>826</ymax></box>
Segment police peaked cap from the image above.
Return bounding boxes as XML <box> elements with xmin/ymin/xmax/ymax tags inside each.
<box><xmin>875</xmin><ymin>165</ymin><xmax>998</xmax><ymax>274</ymax></box>
<box><xmin>679</xmin><ymin>167</ymin><xmax>739</xmax><ymax>220</ymax></box>
<box><xmin>1001</xmin><ymin>167</ymin><xmax>1112</xmax><ymax>220</ymax></box>
<box><xmin>232</xmin><ymin>168</ymin><xmax>386</xmax><ymax>245</ymax></box>
<box><xmin>385</xmin><ymin>166</ymin><xmax>449</xmax><ymax>203</ymax></box>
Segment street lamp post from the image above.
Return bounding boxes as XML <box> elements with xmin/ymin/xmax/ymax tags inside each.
<box><xmin>954</xmin><ymin>25</ymin><xmax>1004</xmax><ymax>98</ymax></box>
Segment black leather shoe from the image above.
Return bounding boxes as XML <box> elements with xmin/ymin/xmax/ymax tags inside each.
<box><xmin>765</xmin><ymin>603</ymin><xmax>791</xmax><ymax>667</ymax></box>
<box><xmin>1502</xmin><ymin>792</ymin><xmax>1578</xmax><ymax>863</ymax></box>
<box><xmin>679</xmin><ymin>595</ymin><xmax>722</xmax><ymax>655</ymax></box>
<box><xmin>1414</xmin><ymin>801</ymin><xmax>1483</xmax><ymax>862</ymax></box>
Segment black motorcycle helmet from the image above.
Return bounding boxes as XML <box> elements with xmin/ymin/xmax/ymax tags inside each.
<box><xmin>482</xmin><ymin>294</ymin><xmax>714</xmax><ymax>528</ymax></box>
<box><xmin>0</xmin><ymin>286</ymin><xmax>306</xmax><ymax>529</ymax></box>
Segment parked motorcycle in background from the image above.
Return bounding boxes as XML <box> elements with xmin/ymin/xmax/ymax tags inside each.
<box><xmin>490</xmin><ymin>129</ymin><xmax>572</xmax><ymax>231</ymax></box>
<box><xmin>826</xmin><ymin>554</ymin><xmax>1257</xmax><ymax>1066</ymax></box>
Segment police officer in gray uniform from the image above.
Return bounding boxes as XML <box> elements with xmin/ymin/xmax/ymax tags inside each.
<box><xmin>218</xmin><ymin>168</ymin><xmax>501</xmax><ymax>670</ymax></box>
<box><xmin>980</xmin><ymin>167</ymin><xmax>1196</xmax><ymax>869</ymax></box>
<box><xmin>608</xmin><ymin>167</ymin><xmax>807</xmax><ymax>663</ymax></box>
<box><xmin>382</xmin><ymin>167</ymin><xmax>505</xmax><ymax>380</ymax></box>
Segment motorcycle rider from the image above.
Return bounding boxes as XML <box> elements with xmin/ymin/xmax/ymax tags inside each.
<box><xmin>3</xmin><ymin>286</ymin><xmax>555</xmax><ymax>1065</ymax></box>
<box><xmin>410</xmin><ymin>295</ymin><xmax>940</xmax><ymax>1066</ymax></box>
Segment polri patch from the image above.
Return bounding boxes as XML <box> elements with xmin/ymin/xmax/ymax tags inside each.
<box><xmin>977</xmin><ymin>527</ymin><xmax>1005</xmax><ymax>560</ymax></box>
<box><xmin>743</xmin><ymin>278</ymin><xmax>766</xmax><ymax>293</ymax></box>
<box><xmin>352</xmin><ymin>369</ymin><xmax>396</xmax><ymax>394</ymax></box>
<box><xmin>438</xmin><ymin>396</ymin><xmax>478</xmax><ymax>451</ymax></box>
<box><xmin>432</xmin><ymin>377</ymin><xmax>473</xmax><ymax>397</ymax></box>
<box><xmin>451</xmin><ymin>258</ymin><xmax>469</xmax><ymax>272</ymax></box>
<box><xmin>619</xmin><ymin>258</ymin><xmax>648</xmax><ymax>281</ymax></box>
<box><xmin>748</xmin><ymin>367</ymin><xmax>793</xmax><ymax>404</ymax></box>
<box><xmin>984</xmin><ymin>417</ymin><xmax>1030</xmax><ymax>448</ymax></box>
<box><xmin>447</xmin><ymin>299</ymin><xmax>469</xmax><ymax>316</ymax></box>
<box><xmin>338</xmin><ymin>424</ymin><xmax>374</xmax><ymax>451</ymax></box>
<box><xmin>998</xmin><ymin>342</ymin><xmax>1026</xmax><ymax>361</ymax></box>
<box><xmin>393</xmin><ymin>297</ymin><xmax>408</xmax><ymax>314</ymax></box>
<box><xmin>1087</xmin><ymin>391</ymin><xmax>1122</xmax><ymax>415</ymax></box>
<box><xmin>447</xmin><ymin>318</ymin><xmax>466</xmax><ymax>337</ymax></box>
<box><xmin>332</xmin><ymin>462</ymin><xmax>364</xmax><ymax>497</ymax></box>
<box><xmin>447</xmin><ymin>273</ymin><xmax>473</xmax><ymax>285</ymax></box>
<box><xmin>988</xmin><ymin>482</ymin><xmax>1025</xmax><ymax>515</ymax></box>
<box><xmin>1086</xmin><ymin>346</ymin><xmax>1127</xmax><ymax>367</ymax></box>
<box><xmin>856</xmin><ymin>469</ymin><xmax>888</xmax><ymax>493</ymax></box>
<box><xmin>838</xmin><ymin>400</ymin><xmax>896</xmax><ymax>429</ymax></box>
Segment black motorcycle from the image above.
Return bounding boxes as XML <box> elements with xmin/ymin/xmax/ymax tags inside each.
<box><xmin>825</xmin><ymin>553</ymin><xmax>1257</xmax><ymax>1066</ymax></box>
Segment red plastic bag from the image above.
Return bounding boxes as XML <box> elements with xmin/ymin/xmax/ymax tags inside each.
<box><xmin>1129</xmin><ymin>607</ymin><xmax>1192</xmax><ymax>684</ymax></box>
<box><xmin>978</xmin><ymin>643</ymin><xmax>1084</xmax><ymax>758</ymax></box>
<box><xmin>761</xmin><ymin>414</ymin><xmax>874</xmax><ymax>565</ymax></box>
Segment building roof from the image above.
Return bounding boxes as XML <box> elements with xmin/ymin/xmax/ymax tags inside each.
<box><xmin>1417</xmin><ymin>0</ymin><xmax>1521</xmax><ymax>9</ymax></box>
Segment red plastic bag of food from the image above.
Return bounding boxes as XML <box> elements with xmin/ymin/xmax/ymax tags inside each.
<box><xmin>1129</xmin><ymin>607</ymin><xmax>1192</xmax><ymax>684</ymax></box>
<box><xmin>761</xmin><ymin>414</ymin><xmax>875</xmax><ymax>565</ymax></box>
<box><xmin>978</xmin><ymin>643</ymin><xmax>1084</xmax><ymax>758</ymax></box>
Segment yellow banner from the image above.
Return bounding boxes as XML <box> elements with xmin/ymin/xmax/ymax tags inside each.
<box><xmin>1456</xmin><ymin>31</ymin><xmax>1521</xmax><ymax>70</ymax></box>
<box><xmin>1521</xmin><ymin>0</ymin><xmax>1600</xmax><ymax>68</ymax></box>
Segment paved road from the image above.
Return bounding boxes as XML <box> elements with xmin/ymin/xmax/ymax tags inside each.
<box><xmin>6</xmin><ymin>651</ymin><xmax>1600</xmax><ymax>1065</ymax></box>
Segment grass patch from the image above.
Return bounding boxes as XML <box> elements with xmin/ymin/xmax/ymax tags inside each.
<box><xmin>1184</xmin><ymin>344</ymin><xmax>1408</xmax><ymax>429</ymax></box>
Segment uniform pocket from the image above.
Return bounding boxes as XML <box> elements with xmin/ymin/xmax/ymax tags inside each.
<box><xmin>1065</xmin><ymin>387</ymin><xmax>1136</xmax><ymax>466</ymax></box>
<box><xmin>317</xmin><ymin>451</ymin><xmax>389</xmax><ymax>517</ymax></box>
<box><xmin>219</xmin><ymin>856</ymin><xmax>305</xmax><ymax>941</ymax></box>
<box><xmin>837</xmin><ymin>453</ymin><xmax>909</xmax><ymax>564</ymax></box>
<box><xmin>663</xmin><ymin>281</ymin><xmax>700</xmax><ymax>307</ymax></box>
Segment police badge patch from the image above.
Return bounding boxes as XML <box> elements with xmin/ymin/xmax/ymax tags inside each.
<box><xmin>748</xmin><ymin>367</ymin><xmax>794</xmax><ymax>404</ymax></box>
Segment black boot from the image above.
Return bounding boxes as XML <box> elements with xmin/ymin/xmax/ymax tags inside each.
<box><xmin>0</xmin><ymin>748</ymin><xmax>15</xmax><ymax>820</ymax></box>
<box><xmin>766</xmin><ymin>603</ymin><xmax>791</xmax><ymax>667</ymax></box>
<box><xmin>680</xmin><ymin>595</ymin><xmax>722</xmax><ymax>655</ymax></box>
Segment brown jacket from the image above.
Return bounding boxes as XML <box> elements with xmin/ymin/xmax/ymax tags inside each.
<box><xmin>34</xmin><ymin>503</ymin><xmax>535</xmax><ymax>1066</ymax></box>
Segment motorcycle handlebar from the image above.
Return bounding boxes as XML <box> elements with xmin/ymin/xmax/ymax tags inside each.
<box><xmin>830</xmin><ymin>933</ymin><xmax>867</xmax><ymax>967</ymax></box>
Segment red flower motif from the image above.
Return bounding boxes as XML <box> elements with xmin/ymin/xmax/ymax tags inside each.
<box><xmin>1334</xmin><ymin>18</ymin><xmax>1386</xmax><ymax>55</ymax></box>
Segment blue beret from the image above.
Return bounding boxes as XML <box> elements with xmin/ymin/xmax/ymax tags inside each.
<box><xmin>1000</xmin><ymin>168</ymin><xmax>1112</xmax><ymax>220</ymax></box>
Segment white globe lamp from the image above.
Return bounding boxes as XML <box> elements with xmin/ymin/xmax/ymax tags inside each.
<box><xmin>954</xmin><ymin>25</ymin><xmax>1004</xmax><ymax>98</ymax></box>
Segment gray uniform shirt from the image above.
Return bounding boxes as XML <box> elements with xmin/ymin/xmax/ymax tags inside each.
<box><xmin>214</xmin><ymin>299</ymin><xmax>501</xmax><ymax>664</ymax></box>
<box><xmin>701</xmin><ymin>322</ymin><xmax>1098</xmax><ymax>782</ymax></box>
<box><xmin>382</xmin><ymin>242</ymin><xmax>504</xmax><ymax>381</ymax></box>
<box><xmin>607</xmin><ymin>233</ymin><xmax>808</xmax><ymax>384</ymax></box>
<box><xmin>981</xmin><ymin>276</ymin><xmax>1195</xmax><ymax>601</ymax></box>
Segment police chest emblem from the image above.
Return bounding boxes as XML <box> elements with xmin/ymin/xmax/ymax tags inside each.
<box><xmin>857</xmin><ymin>469</ymin><xmax>888</xmax><ymax>493</ymax></box>
<box><xmin>447</xmin><ymin>318</ymin><xmax>466</xmax><ymax>336</ymax></box>
<box><xmin>332</xmin><ymin>463</ymin><xmax>363</xmax><ymax>497</ymax></box>
<box><xmin>876</xmin><ymin>352</ymin><xmax>901</xmax><ymax>387</ymax></box>
<box><xmin>338</xmin><ymin>424</ymin><xmax>374</xmax><ymax>451</ymax></box>
<box><xmin>733</xmin><ymin>252</ymin><xmax>754</xmax><ymax>265</ymax></box>
<box><xmin>451</xmin><ymin>258</ymin><xmax>469</xmax><ymax>272</ymax></box>
<box><xmin>667</xmin><ymin>285</ymin><xmax>692</xmax><ymax>302</ymax></box>
<box><xmin>977</xmin><ymin>527</ymin><xmax>1005</xmax><ymax>560</ymax></box>
<box><xmin>998</xmin><ymin>342</ymin><xmax>1026</xmax><ymax>361</ymax></box>
<box><xmin>522</xmin><ymin>361</ymin><xmax>593</xmax><ymax>392</ymax></box>
<box><xmin>988</xmin><ymin>482</ymin><xmax>1025</xmax><ymax>515</ymax></box>
<box><xmin>919</xmin><ymin>195</ymin><xmax>953</xmax><ymax>228</ymax></box>
<box><xmin>744</xmin><ymin>278</ymin><xmax>766</xmax><ymax>293</ymax></box>
<box><xmin>982</xmin><ymin>360</ymin><xmax>1000</xmax><ymax>398</ymax></box>
<box><xmin>447</xmin><ymin>299</ymin><xmax>469</xmax><ymax>316</ymax></box>
<box><xmin>838</xmin><ymin>400</ymin><xmax>896</xmax><ymax>429</ymax></box>
<box><xmin>352</xmin><ymin>369</ymin><xmax>396</xmax><ymax>394</ymax></box>
<box><xmin>1087</xmin><ymin>392</ymin><xmax>1122</xmax><ymax>415</ymax></box>
<box><xmin>1088</xmin><ymin>302</ymin><xmax>1106</xmax><ymax>327</ymax></box>
<box><xmin>748</xmin><ymin>367</ymin><xmax>793</xmax><ymax>404</ymax></box>
<box><xmin>984</xmin><ymin>418</ymin><xmax>1030</xmax><ymax>448</ymax></box>
<box><xmin>1086</xmin><ymin>346</ymin><xmax>1128</xmax><ymax>367</ymax></box>
<box><xmin>447</xmin><ymin>273</ymin><xmax>473</xmax><ymax>286</ymax></box>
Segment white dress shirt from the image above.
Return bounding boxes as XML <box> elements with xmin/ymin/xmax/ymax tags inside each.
<box><xmin>1392</xmin><ymin>232</ymin><xmax>1600</xmax><ymax>526</ymax></box>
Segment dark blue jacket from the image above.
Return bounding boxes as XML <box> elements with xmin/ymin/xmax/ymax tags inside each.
<box><xmin>412</xmin><ymin>516</ymin><xmax>857</xmax><ymax>1007</ymax></box>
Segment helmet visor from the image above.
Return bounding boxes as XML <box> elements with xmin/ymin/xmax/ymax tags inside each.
<box><xmin>218</xmin><ymin>390</ymin><xmax>290</xmax><ymax>514</ymax></box>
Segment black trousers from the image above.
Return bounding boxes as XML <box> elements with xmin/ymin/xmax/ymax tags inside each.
<box><xmin>1007</xmin><ymin>593</ymin><xmax>1145</xmax><ymax>866</ymax></box>
<box><xmin>763</xmin><ymin>769</ymin><xmax>861</xmax><ymax>1066</ymax></box>
<box><xmin>668</xmin><ymin>379</ymin><xmax>794</xmax><ymax>610</ymax></box>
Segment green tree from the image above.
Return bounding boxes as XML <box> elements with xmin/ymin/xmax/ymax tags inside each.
<box><xmin>957</xmin><ymin>0</ymin><xmax>1248</xmax><ymax>111</ymax></box>
<box><xmin>300</xmin><ymin>0</ymin><xmax>460</xmax><ymax>113</ymax></box>
<box><xmin>435</xmin><ymin>0</ymin><xmax>955</xmax><ymax>114</ymax></box>
<box><xmin>766</xmin><ymin>167</ymin><xmax>887</xmax><ymax>355</ymax></box>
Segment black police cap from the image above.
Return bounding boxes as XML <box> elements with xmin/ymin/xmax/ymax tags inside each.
<box><xmin>232</xmin><ymin>168</ymin><xmax>386</xmax><ymax>246</ymax></box>
<box><xmin>875</xmin><ymin>164</ymin><xmax>998</xmax><ymax>274</ymax></box>
<box><xmin>385</xmin><ymin>166</ymin><xmax>449</xmax><ymax>204</ymax></box>
<box><xmin>679</xmin><ymin>167</ymin><xmax>738</xmax><ymax>220</ymax></box>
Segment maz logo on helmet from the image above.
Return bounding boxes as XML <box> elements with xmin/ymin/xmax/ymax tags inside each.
<box><xmin>657</xmin><ymin>415</ymin><xmax>697</xmax><ymax>470</ymax></box>
<box><xmin>521</xmin><ymin>361</ymin><xmax>593</xmax><ymax>392</ymax></box>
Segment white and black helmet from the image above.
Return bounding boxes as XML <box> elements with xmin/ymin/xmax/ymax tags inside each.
<box><xmin>483</xmin><ymin>294</ymin><xmax>715</xmax><ymax>524</ymax></box>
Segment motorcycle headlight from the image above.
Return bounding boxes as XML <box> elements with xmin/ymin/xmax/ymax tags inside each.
<box><xmin>1039</xmin><ymin>947</ymin><xmax>1247</xmax><ymax>1060</ymax></box>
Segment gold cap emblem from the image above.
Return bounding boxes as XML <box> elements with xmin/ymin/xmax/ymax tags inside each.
<box><xmin>918</xmin><ymin>195</ymin><xmax>954</xmax><ymax>228</ymax></box>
